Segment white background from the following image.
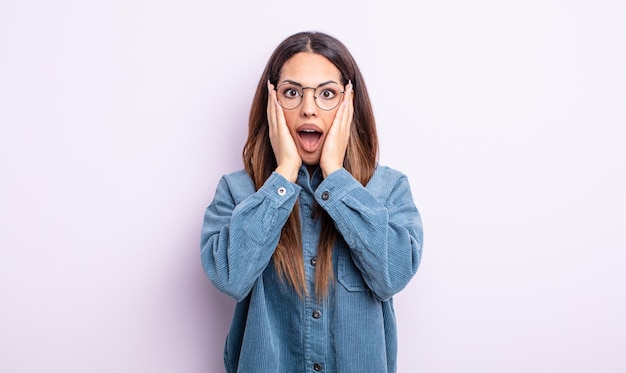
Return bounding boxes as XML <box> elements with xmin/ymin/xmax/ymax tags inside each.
<box><xmin>1</xmin><ymin>1</ymin><xmax>625</xmax><ymax>372</ymax></box>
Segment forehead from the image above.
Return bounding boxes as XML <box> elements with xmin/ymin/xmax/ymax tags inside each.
<box><xmin>279</xmin><ymin>52</ymin><xmax>341</xmax><ymax>85</ymax></box>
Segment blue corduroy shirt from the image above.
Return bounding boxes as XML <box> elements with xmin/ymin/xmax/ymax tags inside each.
<box><xmin>201</xmin><ymin>165</ymin><xmax>423</xmax><ymax>373</ymax></box>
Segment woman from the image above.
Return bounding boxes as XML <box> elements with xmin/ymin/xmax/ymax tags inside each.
<box><xmin>201</xmin><ymin>31</ymin><xmax>423</xmax><ymax>373</ymax></box>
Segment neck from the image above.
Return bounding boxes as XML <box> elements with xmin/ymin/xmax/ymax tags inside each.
<box><xmin>307</xmin><ymin>165</ymin><xmax>318</xmax><ymax>179</ymax></box>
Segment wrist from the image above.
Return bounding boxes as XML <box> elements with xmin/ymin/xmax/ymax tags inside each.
<box><xmin>275</xmin><ymin>164</ymin><xmax>299</xmax><ymax>183</ymax></box>
<box><xmin>321</xmin><ymin>164</ymin><xmax>342</xmax><ymax>179</ymax></box>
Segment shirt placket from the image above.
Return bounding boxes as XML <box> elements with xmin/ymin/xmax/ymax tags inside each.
<box><xmin>299</xmin><ymin>196</ymin><xmax>327</xmax><ymax>372</ymax></box>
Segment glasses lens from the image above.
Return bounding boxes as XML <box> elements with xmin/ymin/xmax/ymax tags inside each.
<box><xmin>275</xmin><ymin>83</ymin><xmax>344</xmax><ymax>110</ymax></box>
<box><xmin>276</xmin><ymin>84</ymin><xmax>302</xmax><ymax>110</ymax></box>
<box><xmin>315</xmin><ymin>84</ymin><xmax>343</xmax><ymax>111</ymax></box>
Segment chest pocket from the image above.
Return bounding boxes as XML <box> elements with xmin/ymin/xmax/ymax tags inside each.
<box><xmin>337</xmin><ymin>248</ymin><xmax>370</xmax><ymax>292</ymax></box>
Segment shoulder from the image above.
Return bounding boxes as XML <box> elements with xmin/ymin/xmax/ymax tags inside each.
<box><xmin>221</xmin><ymin>169</ymin><xmax>252</xmax><ymax>183</ymax></box>
<box><xmin>217</xmin><ymin>169</ymin><xmax>256</xmax><ymax>202</ymax></box>
<box><xmin>366</xmin><ymin>164</ymin><xmax>415</xmax><ymax>204</ymax></box>
<box><xmin>370</xmin><ymin>164</ymin><xmax>408</xmax><ymax>184</ymax></box>
<box><xmin>373</xmin><ymin>164</ymin><xmax>405</xmax><ymax>177</ymax></box>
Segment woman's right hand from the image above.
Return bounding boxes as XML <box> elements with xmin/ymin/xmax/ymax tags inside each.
<box><xmin>267</xmin><ymin>81</ymin><xmax>301</xmax><ymax>182</ymax></box>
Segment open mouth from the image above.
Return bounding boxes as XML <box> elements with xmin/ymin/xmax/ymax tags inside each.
<box><xmin>297</xmin><ymin>129</ymin><xmax>323</xmax><ymax>150</ymax></box>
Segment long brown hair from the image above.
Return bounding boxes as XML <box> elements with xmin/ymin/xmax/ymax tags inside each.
<box><xmin>242</xmin><ymin>31</ymin><xmax>379</xmax><ymax>299</ymax></box>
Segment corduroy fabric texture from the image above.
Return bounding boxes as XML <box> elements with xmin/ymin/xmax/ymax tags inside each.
<box><xmin>201</xmin><ymin>165</ymin><xmax>423</xmax><ymax>373</ymax></box>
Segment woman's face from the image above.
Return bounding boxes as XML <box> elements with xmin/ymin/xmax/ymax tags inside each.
<box><xmin>277</xmin><ymin>52</ymin><xmax>343</xmax><ymax>166</ymax></box>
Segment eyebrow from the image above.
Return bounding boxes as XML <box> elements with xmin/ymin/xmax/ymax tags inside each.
<box><xmin>279</xmin><ymin>79</ymin><xmax>339</xmax><ymax>87</ymax></box>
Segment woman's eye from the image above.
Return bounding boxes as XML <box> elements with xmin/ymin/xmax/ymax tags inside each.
<box><xmin>319</xmin><ymin>88</ymin><xmax>338</xmax><ymax>99</ymax></box>
<box><xmin>282</xmin><ymin>88</ymin><xmax>300</xmax><ymax>98</ymax></box>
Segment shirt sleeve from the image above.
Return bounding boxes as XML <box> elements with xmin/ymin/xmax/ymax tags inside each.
<box><xmin>315</xmin><ymin>167</ymin><xmax>423</xmax><ymax>301</ymax></box>
<box><xmin>200</xmin><ymin>172</ymin><xmax>301</xmax><ymax>302</ymax></box>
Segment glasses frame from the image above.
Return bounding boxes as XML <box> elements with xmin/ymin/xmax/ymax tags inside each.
<box><xmin>274</xmin><ymin>82</ymin><xmax>345</xmax><ymax>111</ymax></box>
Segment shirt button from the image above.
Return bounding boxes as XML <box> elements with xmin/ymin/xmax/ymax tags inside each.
<box><xmin>312</xmin><ymin>310</ymin><xmax>321</xmax><ymax>319</ymax></box>
<box><xmin>310</xmin><ymin>257</ymin><xmax>317</xmax><ymax>266</ymax></box>
<box><xmin>313</xmin><ymin>363</ymin><xmax>322</xmax><ymax>371</ymax></box>
<box><xmin>321</xmin><ymin>191</ymin><xmax>329</xmax><ymax>200</ymax></box>
<box><xmin>277</xmin><ymin>187</ymin><xmax>287</xmax><ymax>196</ymax></box>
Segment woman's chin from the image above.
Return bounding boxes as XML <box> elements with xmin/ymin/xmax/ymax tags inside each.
<box><xmin>299</xmin><ymin>154</ymin><xmax>321</xmax><ymax>167</ymax></box>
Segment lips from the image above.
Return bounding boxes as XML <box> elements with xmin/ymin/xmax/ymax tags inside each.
<box><xmin>296</xmin><ymin>125</ymin><xmax>323</xmax><ymax>152</ymax></box>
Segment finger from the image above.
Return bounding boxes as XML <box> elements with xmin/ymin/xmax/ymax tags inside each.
<box><xmin>341</xmin><ymin>80</ymin><xmax>353</xmax><ymax>108</ymax></box>
<box><xmin>267</xmin><ymin>81</ymin><xmax>277</xmax><ymax>130</ymax></box>
<box><xmin>335</xmin><ymin>81</ymin><xmax>354</xmax><ymax>131</ymax></box>
<box><xmin>346</xmin><ymin>82</ymin><xmax>354</xmax><ymax>126</ymax></box>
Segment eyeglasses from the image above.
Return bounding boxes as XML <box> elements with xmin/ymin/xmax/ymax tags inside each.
<box><xmin>275</xmin><ymin>82</ymin><xmax>345</xmax><ymax>111</ymax></box>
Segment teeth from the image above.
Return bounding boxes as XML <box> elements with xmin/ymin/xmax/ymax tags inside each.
<box><xmin>302</xmin><ymin>129</ymin><xmax>316</xmax><ymax>133</ymax></box>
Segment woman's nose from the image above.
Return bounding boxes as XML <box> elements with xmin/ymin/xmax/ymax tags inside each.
<box><xmin>300</xmin><ymin>89</ymin><xmax>317</xmax><ymax>116</ymax></box>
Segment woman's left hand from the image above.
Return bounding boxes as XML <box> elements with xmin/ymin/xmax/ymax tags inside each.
<box><xmin>319</xmin><ymin>81</ymin><xmax>354</xmax><ymax>178</ymax></box>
